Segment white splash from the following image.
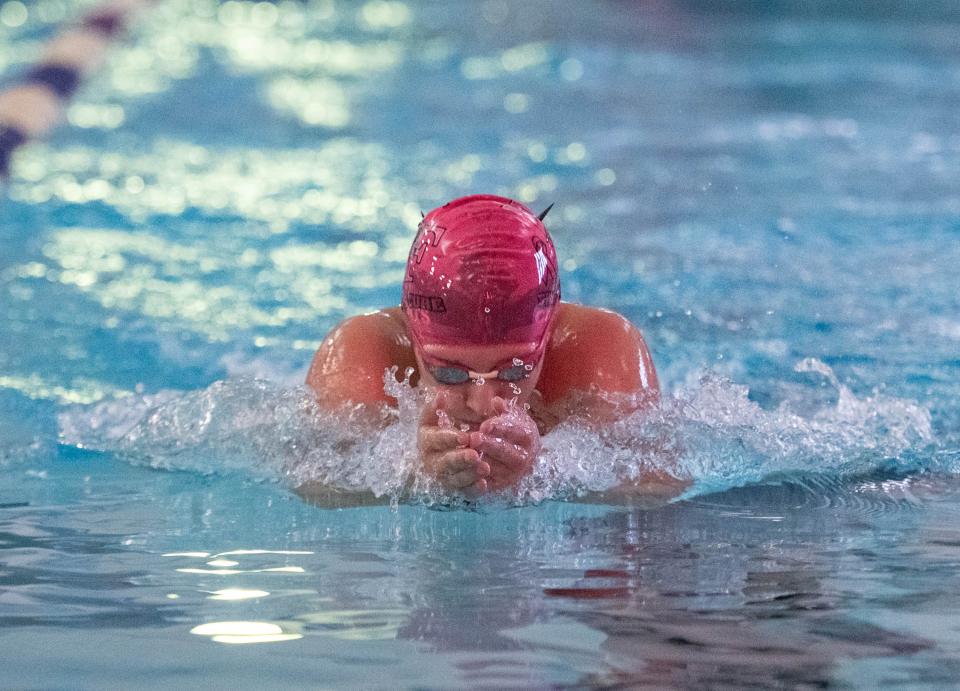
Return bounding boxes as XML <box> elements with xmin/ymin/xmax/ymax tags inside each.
<box><xmin>57</xmin><ymin>360</ymin><xmax>937</xmax><ymax>506</ymax></box>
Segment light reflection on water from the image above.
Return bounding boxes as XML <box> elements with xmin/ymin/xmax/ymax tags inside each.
<box><xmin>164</xmin><ymin>549</ymin><xmax>311</xmax><ymax>575</ymax></box>
<box><xmin>206</xmin><ymin>588</ymin><xmax>270</xmax><ymax>600</ymax></box>
<box><xmin>190</xmin><ymin>620</ymin><xmax>304</xmax><ymax>645</ymax></box>
<box><xmin>3</xmin><ymin>464</ymin><xmax>960</xmax><ymax>682</ymax></box>
<box><xmin>162</xmin><ymin>545</ymin><xmax>409</xmax><ymax>645</ymax></box>
<box><xmin>2</xmin><ymin>0</ymin><xmax>960</xmax><ymax>686</ymax></box>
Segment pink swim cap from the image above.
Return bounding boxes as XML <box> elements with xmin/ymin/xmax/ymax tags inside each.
<box><xmin>402</xmin><ymin>194</ymin><xmax>560</xmax><ymax>348</ymax></box>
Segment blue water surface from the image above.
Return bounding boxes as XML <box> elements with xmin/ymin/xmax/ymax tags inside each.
<box><xmin>2</xmin><ymin>0</ymin><xmax>960</xmax><ymax>687</ymax></box>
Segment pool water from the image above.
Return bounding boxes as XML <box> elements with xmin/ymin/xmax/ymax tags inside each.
<box><xmin>2</xmin><ymin>0</ymin><xmax>960</xmax><ymax>686</ymax></box>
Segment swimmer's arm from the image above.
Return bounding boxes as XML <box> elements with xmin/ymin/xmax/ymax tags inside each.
<box><xmin>538</xmin><ymin>307</ymin><xmax>660</xmax><ymax>426</ymax></box>
<box><xmin>536</xmin><ymin>307</ymin><xmax>688</xmax><ymax>498</ymax></box>
<box><xmin>306</xmin><ymin>309</ymin><xmax>414</xmax><ymax>413</ymax></box>
<box><xmin>297</xmin><ymin>311</ymin><xmax>414</xmax><ymax>505</ymax></box>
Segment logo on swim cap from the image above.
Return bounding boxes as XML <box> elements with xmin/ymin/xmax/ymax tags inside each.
<box><xmin>534</xmin><ymin>244</ymin><xmax>548</xmax><ymax>283</ymax></box>
<box><xmin>402</xmin><ymin>194</ymin><xmax>561</xmax><ymax>347</ymax></box>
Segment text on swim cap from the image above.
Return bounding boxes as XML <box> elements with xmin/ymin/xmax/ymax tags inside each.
<box><xmin>404</xmin><ymin>292</ymin><xmax>447</xmax><ymax>313</ymax></box>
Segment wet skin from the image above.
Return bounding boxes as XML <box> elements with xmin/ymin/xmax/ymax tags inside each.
<box><xmin>415</xmin><ymin>341</ymin><xmax>546</xmax><ymax>493</ymax></box>
<box><xmin>306</xmin><ymin>303</ymin><xmax>664</xmax><ymax>494</ymax></box>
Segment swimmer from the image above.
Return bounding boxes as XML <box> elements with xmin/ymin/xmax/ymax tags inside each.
<box><xmin>307</xmin><ymin>194</ymin><xmax>677</xmax><ymax>496</ymax></box>
<box><xmin>0</xmin><ymin>0</ymin><xmax>147</xmax><ymax>178</ymax></box>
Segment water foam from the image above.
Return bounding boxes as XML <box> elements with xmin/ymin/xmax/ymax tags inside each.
<box><xmin>57</xmin><ymin>360</ymin><xmax>937</xmax><ymax>506</ymax></box>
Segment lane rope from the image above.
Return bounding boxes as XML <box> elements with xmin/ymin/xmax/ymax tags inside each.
<box><xmin>0</xmin><ymin>0</ymin><xmax>153</xmax><ymax>179</ymax></box>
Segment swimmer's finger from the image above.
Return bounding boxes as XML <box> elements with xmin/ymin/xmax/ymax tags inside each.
<box><xmin>440</xmin><ymin>450</ymin><xmax>488</xmax><ymax>489</ymax></box>
<box><xmin>447</xmin><ymin>468</ymin><xmax>482</xmax><ymax>489</ymax></box>
<box><xmin>422</xmin><ymin>446</ymin><xmax>473</xmax><ymax>479</ymax></box>
<box><xmin>419</xmin><ymin>389</ymin><xmax>451</xmax><ymax>426</ymax></box>
<box><xmin>469</xmin><ymin>433</ymin><xmax>527</xmax><ymax>469</ymax></box>
<box><xmin>441</xmin><ymin>448</ymin><xmax>483</xmax><ymax>474</ymax></box>
<box><xmin>459</xmin><ymin>477</ymin><xmax>489</xmax><ymax>498</ymax></box>
<box><xmin>491</xmin><ymin>396</ymin><xmax>511</xmax><ymax>416</ymax></box>
<box><xmin>418</xmin><ymin>427</ymin><xmax>462</xmax><ymax>452</ymax></box>
<box><xmin>479</xmin><ymin>418</ymin><xmax>536</xmax><ymax>446</ymax></box>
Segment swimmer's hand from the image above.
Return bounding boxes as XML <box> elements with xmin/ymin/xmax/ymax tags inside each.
<box><xmin>418</xmin><ymin>390</ymin><xmax>491</xmax><ymax>493</ymax></box>
<box><xmin>467</xmin><ymin>397</ymin><xmax>540</xmax><ymax>492</ymax></box>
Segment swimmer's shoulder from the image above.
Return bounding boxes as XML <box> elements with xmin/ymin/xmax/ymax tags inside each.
<box><xmin>538</xmin><ymin>302</ymin><xmax>659</xmax><ymax>404</ymax></box>
<box><xmin>306</xmin><ymin>308</ymin><xmax>415</xmax><ymax>407</ymax></box>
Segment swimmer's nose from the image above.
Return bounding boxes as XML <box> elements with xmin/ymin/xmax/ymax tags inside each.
<box><xmin>464</xmin><ymin>379</ymin><xmax>498</xmax><ymax>418</ymax></box>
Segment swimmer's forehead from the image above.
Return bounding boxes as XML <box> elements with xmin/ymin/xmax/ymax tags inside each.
<box><xmin>420</xmin><ymin>342</ymin><xmax>541</xmax><ymax>369</ymax></box>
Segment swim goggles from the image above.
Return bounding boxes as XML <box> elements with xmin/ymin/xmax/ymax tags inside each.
<box><xmin>427</xmin><ymin>360</ymin><xmax>532</xmax><ymax>385</ymax></box>
<box><xmin>409</xmin><ymin>327</ymin><xmax>545</xmax><ymax>386</ymax></box>
<box><xmin>415</xmin><ymin>343</ymin><xmax>540</xmax><ymax>385</ymax></box>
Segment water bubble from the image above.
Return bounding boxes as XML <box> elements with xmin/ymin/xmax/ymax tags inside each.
<box><xmin>513</xmin><ymin>358</ymin><xmax>524</xmax><ymax>366</ymax></box>
<box><xmin>524</xmin><ymin>364</ymin><xmax>533</xmax><ymax>371</ymax></box>
<box><xmin>459</xmin><ymin>423</ymin><xmax>470</xmax><ymax>433</ymax></box>
<box><xmin>473</xmin><ymin>376</ymin><xmax>485</xmax><ymax>386</ymax></box>
<box><xmin>483</xmin><ymin>307</ymin><xmax>491</xmax><ymax>314</ymax></box>
<box><xmin>509</xmin><ymin>383</ymin><xmax>522</xmax><ymax>395</ymax></box>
